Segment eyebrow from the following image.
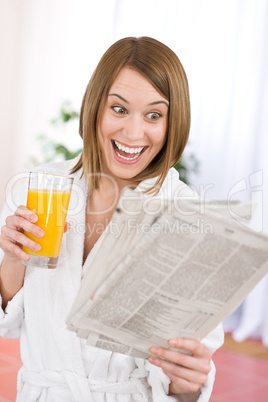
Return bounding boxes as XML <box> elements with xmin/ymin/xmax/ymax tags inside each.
<box><xmin>149</xmin><ymin>100</ymin><xmax>169</xmax><ymax>107</ymax></box>
<box><xmin>108</xmin><ymin>93</ymin><xmax>169</xmax><ymax>108</ymax></box>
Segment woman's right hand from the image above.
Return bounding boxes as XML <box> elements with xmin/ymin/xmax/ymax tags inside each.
<box><xmin>0</xmin><ymin>205</ymin><xmax>44</xmax><ymax>263</ymax></box>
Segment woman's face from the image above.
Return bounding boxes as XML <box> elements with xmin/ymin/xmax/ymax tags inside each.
<box><xmin>98</xmin><ymin>67</ymin><xmax>169</xmax><ymax>187</ymax></box>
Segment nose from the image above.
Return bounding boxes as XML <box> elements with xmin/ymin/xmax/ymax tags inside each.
<box><xmin>122</xmin><ymin>115</ymin><xmax>145</xmax><ymax>142</ymax></box>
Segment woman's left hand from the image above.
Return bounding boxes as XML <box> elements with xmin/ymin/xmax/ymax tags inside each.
<box><xmin>149</xmin><ymin>338</ymin><xmax>212</xmax><ymax>395</ymax></box>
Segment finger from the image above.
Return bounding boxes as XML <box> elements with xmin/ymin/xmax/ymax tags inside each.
<box><xmin>64</xmin><ymin>222</ymin><xmax>70</xmax><ymax>233</ymax></box>
<box><xmin>149</xmin><ymin>356</ymin><xmax>208</xmax><ymax>385</ymax></box>
<box><xmin>14</xmin><ymin>205</ymin><xmax>39</xmax><ymax>222</ymax></box>
<box><xmin>166</xmin><ymin>370</ymin><xmax>202</xmax><ymax>394</ymax></box>
<box><xmin>149</xmin><ymin>346</ymin><xmax>211</xmax><ymax>373</ymax></box>
<box><xmin>2</xmin><ymin>226</ymin><xmax>42</xmax><ymax>252</ymax></box>
<box><xmin>169</xmin><ymin>338</ymin><xmax>212</xmax><ymax>359</ymax></box>
<box><xmin>0</xmin><ymin>237</ymin><xmax>30</xmax><ymax>262</ymax></box>
<box><xmin>5</xmin><ymin>215</ymin><xmax>44</xmax><ymax>238</ymax></box>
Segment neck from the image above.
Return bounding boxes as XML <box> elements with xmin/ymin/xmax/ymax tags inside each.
<box><xmin>87</xmin><ymin>174</ymin><xmax>136</xmax><ymax>214</ymax></box>
<box><xmin>98</xmin><ymin>168</ymin><xmax>139</xmax><ymax>195</ymax></box>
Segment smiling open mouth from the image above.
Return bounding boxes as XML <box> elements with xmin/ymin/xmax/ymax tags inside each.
<box><xmin>112</xmin><ymin>140</ymin><xmax>146</xmax><ymax>161</ymax></box>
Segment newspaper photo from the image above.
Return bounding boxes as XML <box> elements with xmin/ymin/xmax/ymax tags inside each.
<box><xmin>66</xmin><ymin>189</ymin><xmax>268</xmax><ymax>358</ymax></box>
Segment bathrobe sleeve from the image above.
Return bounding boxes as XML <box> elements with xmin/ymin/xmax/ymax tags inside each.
<box><xmin>143</xmin><ymin>323</ymin><xmax>224</xmax><ymax>401</ymax></box>
<box><xmin>0</xmin><ymin>173</ymin><xmax>28</xmax><ymax>338</ymax></box>
<box><xmin>0</xmin><ymin>283</ymin><xmax>24</xmax><ymax>339</ymax></box>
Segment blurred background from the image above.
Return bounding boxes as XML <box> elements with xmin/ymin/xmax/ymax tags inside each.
<box><xmin>0</xmin><ymin>0</ymin><xmax>268</xmax><ymax>346</ymax></box>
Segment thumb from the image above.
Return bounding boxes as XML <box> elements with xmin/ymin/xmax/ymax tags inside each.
<box><xmin>64</xmin><ymin>222</ymin><xmax>71</xmax><ymax>233</ymax></box>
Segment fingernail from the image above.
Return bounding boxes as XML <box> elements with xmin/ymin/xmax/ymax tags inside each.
<box><xmin>34</xmin><ymin>244</ymin><xmax>41</xmax><ymax>251</ymax></box>
<box><xmin>38</xmin><ymin>230</ymin><xmax>44</xmax><ymax>238</ymax></box>
<box><xmin>30</xmin><ymin>215</ymin><xmax>38</xmax><ymax>222</ymax></box>
<box><xmin>150</xmin><ymin>347</ymin><xmax>159</xmax><ymax>354</ymax></box>
<box><xmin>169</xmin><ymin>339</ymin><xmax>178</xmax><ymax>347</ymax></box>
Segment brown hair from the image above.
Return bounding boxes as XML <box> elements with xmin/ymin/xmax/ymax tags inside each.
<box><xmin>71</xmin><ymin>36</ymin><xmax>190</xmax><ymax>194</ymax></box>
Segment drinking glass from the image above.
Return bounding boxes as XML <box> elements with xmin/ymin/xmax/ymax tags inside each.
<box><xmin>22</xmin><ymin>172</ymin><xmax>73</xmax><ymax>268</ymax></box>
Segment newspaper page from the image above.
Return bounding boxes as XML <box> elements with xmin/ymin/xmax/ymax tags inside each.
<box><xmin>66</xmin><ymin>191</ymin><xmax>164</xmax><ymax>334</ymax></box>
<box><xmin>66</xmin><ymin>190</ymin><xmax>268</xmax><ymax>358</ymax></box>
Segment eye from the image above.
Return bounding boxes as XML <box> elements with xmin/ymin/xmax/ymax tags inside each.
<box><xmin>147</xmin><ymin>112</ymin><xmax>161</xmax><ymax>120</ymax></box>
<box><xmin>112</xmin><ymin>106</ymin><xmax>127</xmax><ymax>115</ymax></box>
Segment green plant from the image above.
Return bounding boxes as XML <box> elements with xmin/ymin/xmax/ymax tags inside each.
<box><xmin>32</xmin><ymin>102</ymin><xmax>198</xmax><ymax>184</ymax></box>
<box><xmin>174</xmin><ymin>152</ymin><xmax>199</xmax><ymax>184</ymax></box>
<box><xmin>30</xmin><ymin>102</ymin><xmax>81</xmax><ymax>166</ymax></box>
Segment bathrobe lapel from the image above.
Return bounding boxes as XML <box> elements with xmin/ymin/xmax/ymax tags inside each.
<box><xmin>63</xmin><ymin>167</ymin><xmax>88</xmax><ymax>295</ymax></box>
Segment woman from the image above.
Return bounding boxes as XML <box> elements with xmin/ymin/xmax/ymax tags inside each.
<box><xmin>0</xmin><ymin>37</ymin><xmax>223</xmax><ymax>401</ymax></box>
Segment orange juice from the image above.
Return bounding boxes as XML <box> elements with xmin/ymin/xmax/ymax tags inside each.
<box><xmin>23</xmin><ymin>189</ymin><xmax>71</xmax><ymax>257</ymax></box>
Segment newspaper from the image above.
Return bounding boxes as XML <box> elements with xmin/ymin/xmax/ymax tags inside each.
<box><xmin>65</xmin><ymin>189</ymin><xmax>268</xmax><ymax>358</ymax></box>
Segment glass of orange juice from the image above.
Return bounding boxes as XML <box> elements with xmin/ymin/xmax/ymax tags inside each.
<box><xmin>23</xmin><ymin>172</ymin><xmax>74</xmax><ymax>268</ymax></box>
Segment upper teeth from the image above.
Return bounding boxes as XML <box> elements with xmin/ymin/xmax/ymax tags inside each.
<box><xmin>114</xmin><ymin>141</ymin><xmax>144</xmax><ymax>154</ymax></box>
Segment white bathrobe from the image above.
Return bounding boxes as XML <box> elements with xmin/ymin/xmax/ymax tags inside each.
<box><xmin>0</xmin><ymin>157</ymin><xmax>224</xmax><ymax>402</ymax></box>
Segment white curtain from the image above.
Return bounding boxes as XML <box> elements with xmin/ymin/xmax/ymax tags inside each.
<box><xmin>0</xmin><ymin>0</ymin><xmax>117</xmax><ymax>206</ymax></box>
<box><xmin>0</xmin><ymin>0</ymin><xmax>267</xmax><ymax>343</ymax></box>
